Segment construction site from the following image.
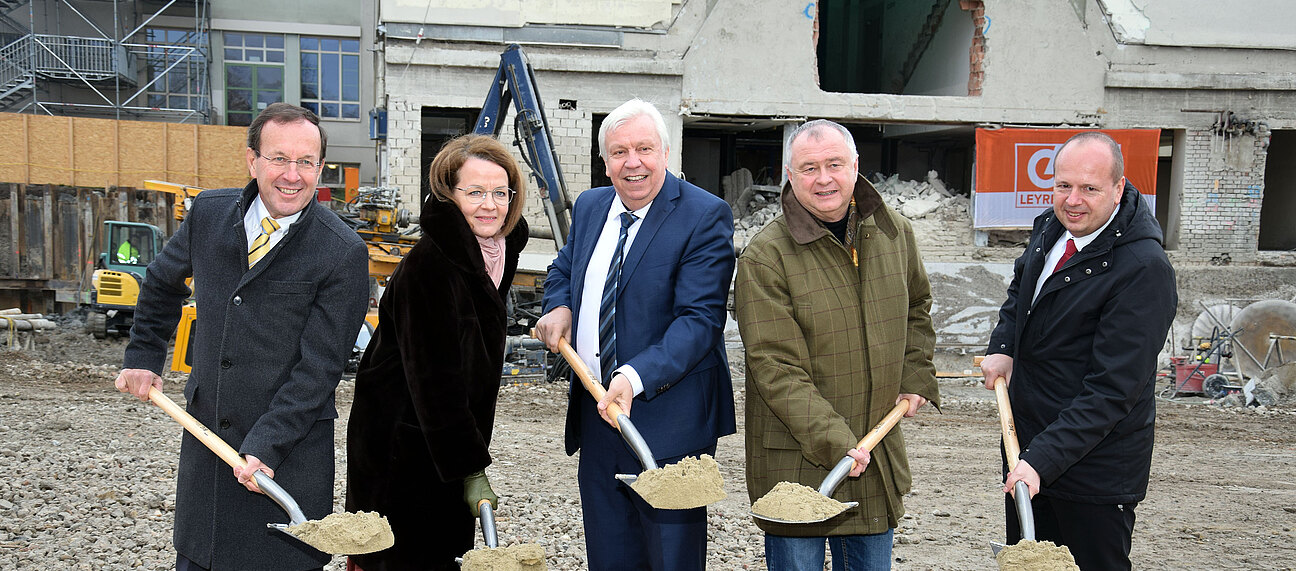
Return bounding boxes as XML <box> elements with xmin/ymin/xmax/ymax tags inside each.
<box><xmin>1</xmin><ymin>0</ymin><xmax>1295</xmax><ymax>569</ymax></box>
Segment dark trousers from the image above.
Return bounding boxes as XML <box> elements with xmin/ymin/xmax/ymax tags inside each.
<box><xmin>1006</xmin><ymin>493</ymin><xmax>1137</xmax><ymax>571</ymax></box>
<box><xmin>177</xmin><ymin>553</ymin><xmax>323</xmax><ymax>571</ymax></box>
<box><xmin>577</xmin><ymin>402</ymin><xmax>713</xmax><ymax>571</ymax></box>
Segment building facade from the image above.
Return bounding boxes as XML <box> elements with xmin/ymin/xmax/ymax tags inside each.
<box><xmin>375</xmin><ymin>0</ymin><xmax>1296</xmax><ymax>263</ymax></box>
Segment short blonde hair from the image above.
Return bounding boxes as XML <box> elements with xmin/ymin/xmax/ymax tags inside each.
<box><xmin>427</xmin><ymin>134</ymin><xmax>527</xmax><ymax>236</ymax></box>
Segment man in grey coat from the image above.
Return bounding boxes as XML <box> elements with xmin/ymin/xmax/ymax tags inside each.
<box><xmin>115</xmin><ymin>103</ymin><xmax>370</xmax><ymax>571</ymax></box>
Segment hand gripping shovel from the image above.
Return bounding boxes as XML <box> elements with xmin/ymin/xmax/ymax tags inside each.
<box><xmin>751</xmin><ymin>399</ymin><xmax>909</xmax><ymax>524</ymax></box>
<box><xmin>538</xmin><ymin>333</ymin><xmax>725</xmax><ymax>510</ymax></box>
<box><xmin>147</xmin><ymin>387</ymin><xmax>393</xmax><ymax>555</ymax></box>
<box><xmin>989</xmin><ymin>376</ymin><xmax>1036</xmax><ymax>556</ymax></box>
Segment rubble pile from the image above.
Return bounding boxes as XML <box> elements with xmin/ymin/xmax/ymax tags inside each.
<box><xmin>729</xmin><ymin>170</ymin><xmax>971</xmax><ymax>252</ymax></box>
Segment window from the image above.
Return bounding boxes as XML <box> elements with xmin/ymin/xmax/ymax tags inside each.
<box><xmin>224</xmin><ymin>33</ymin><xmax>285</xmax><ymax>126</ymax></box>
<box><xmin>320</xmin><ymin>162</ymin><xmax>361</xmax><ymax>187</ymax></box>
<box><xmin>143</xmin><ymin>28</ymin><xmax>208</xmax><ymax>111</ymax></box>
<box><xmin>300</xmin><ymin>37</ymin><xmax>361</xmax><ymax>120</ymax></box>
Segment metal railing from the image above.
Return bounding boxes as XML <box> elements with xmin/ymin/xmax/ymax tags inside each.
<box><xmin>31</xmin><ymin>34</ymin><xmax>120</xmax><ymax>81</ymax></box>
<box><xmin>0</xmin><ymin>34</ymin><xmax>32</xmax><ymax>96</ymax></box>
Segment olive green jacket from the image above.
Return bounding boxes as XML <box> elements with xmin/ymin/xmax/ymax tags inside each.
<box><xmin>735</xmin><ymin>176</ymin><xmax>940</xmax><ymax>536</ymax></box>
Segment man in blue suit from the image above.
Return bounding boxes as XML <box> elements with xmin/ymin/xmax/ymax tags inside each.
<box><xmin>534</xmin><ymin>98</ymin><xmax>736</xmax><ymax>570</ymax></box>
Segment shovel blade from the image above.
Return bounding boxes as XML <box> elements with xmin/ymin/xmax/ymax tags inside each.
<box><xmin>990</xmin><ymin>541</ymin><xmax>1007</xmax><ymax>556</ymax></box>
<box><xmin>748</xmin><ymin>501</ymin><xmax>858</xmax><ymax>525</ymax></box>
<box><xmin>614</xmin><ymin>473</ymin><xmax>639</xmax><ymax>484</ymax></box>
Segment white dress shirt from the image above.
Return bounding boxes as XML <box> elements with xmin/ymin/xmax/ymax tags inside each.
<box><xmin>243</xmin><ymin>196</ymin><xmax>302</xmax><ymax>257</ymax></box>
<box><xmin>1032</xmin><ymin>205</ymin><xmax>1119</xmax><ymax>304</ymax></box>
<box><xmin>575</xmin><ymin>197</ymin><xmax>653</xmax><ymax>396</ymax></box>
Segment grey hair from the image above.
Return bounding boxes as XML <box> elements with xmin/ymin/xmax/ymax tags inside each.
<box><xmin>599</xmin><ymin>98</ymin><xmax>670</xmax><ymax>158</ymax></box>
<box><xmin>784</xmin><ymin>119</ymin><xmax>858</xmax><ymax>163</ymax></box>
<box><xmin>1055</xmin><ymin>131</ymin><xmax>1124</xmax><ymax>184</ymax></box>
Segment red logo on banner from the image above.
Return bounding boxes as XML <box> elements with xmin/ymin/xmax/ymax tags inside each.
<box><xmin>1014</xmin><ymin>143</ymin><xmax>1061</xmax><ymax>208</ymax></box>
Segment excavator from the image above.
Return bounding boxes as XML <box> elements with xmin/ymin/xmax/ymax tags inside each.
<box><xmin>86</xmin><ymin>181</ymin><xmax>203</xmax><ymax>339</ymax></box>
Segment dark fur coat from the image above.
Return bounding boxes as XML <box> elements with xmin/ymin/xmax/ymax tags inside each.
<box><xmin>346</xmin><ymin>196</ymin><xmax>527</xmax><ymax>570</ymax></box>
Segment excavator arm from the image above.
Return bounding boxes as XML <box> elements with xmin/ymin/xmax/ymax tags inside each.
<box><xmin>473</xmin><ymin>44</ymin><xmax>572</xmax><ymax>249</ymax></box>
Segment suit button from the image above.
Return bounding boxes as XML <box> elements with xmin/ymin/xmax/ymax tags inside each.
<box><xmin>219</xmin><ymin>419</ymin><xmax>230</xmax><ymax>429</ymax></box>
<box><xmin>233</xmin><ymin>296</ymin><xmax>242</xmax><ymax>306</ymax></box>
<box><xmin>221</xmin><ymin>359</ymin><xmax>232</xmax><ymax>369</ymax></box>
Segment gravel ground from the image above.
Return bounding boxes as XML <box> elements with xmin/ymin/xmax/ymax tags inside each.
<box><xmin>2</xmin><ymin>271</ymin><xmax>1295</xmax><ymax>569</ymax></box>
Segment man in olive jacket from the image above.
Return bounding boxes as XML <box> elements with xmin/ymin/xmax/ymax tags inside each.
<box><xmin>736</xmin><ymin>120</ymin><xmax>939</xmax><ymax>569</ymax></box>
<box><xmin>115</xmin><ymin>104</ymin><xmax>370</xmax><ymax>571</ymax></box>
<box><xmin>981</xmin><ymin>132</ymin><xmax>1176</xmax><ymax>570</ymax></box>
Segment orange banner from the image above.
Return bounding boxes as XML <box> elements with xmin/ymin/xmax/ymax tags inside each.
<box><xmin>973</xmin><ymin>128</ymin><xmax>1159</xmax><ymax>228</ymax></box>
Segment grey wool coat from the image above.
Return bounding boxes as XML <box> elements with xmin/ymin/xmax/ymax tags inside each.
<box><xmin>125</xmin><ymin>181</ymin><xmax>370</xmax><ymax>570</ymax></box>
<box><xmin>736</xmin><ymin>177</ymin><xmax>940</xmax><ymax>537</ymax></box>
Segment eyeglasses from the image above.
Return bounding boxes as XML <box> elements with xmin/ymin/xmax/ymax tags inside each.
<box><xmin>456</xmin><ymin>185</ymin><xmax>515</xmax><ymax>205</ymax></box>
<box><xmin>791</xmin><ymin>161</ymin><xmax>851</xmax><ymax>177</ymax></box>
<box><xmin>255</xmin><ymin>151</ymin><xmax>322</xmax><ymax>172</ymax></box>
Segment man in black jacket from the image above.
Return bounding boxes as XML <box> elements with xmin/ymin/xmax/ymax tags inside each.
<box><xmin>980</xmin><ymin>131</ymin><xmax>1177</xmax><ymax>570</ymax></box>
<box><xmin>115</xmin><ymin>104</ymin><xmax>370</xmax><ymax>571</ymax></box>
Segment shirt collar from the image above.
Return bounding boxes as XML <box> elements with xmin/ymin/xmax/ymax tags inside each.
<box><xmin>1064</xmin><ymin>204</ymin><xmax>1120</xmax><ymax>252</ymax></box>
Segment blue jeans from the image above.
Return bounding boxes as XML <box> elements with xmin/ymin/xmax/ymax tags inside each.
<box><xmin>765</xmin><ymin>530</ymin><xmax>894</xmax><ymax>571</ymax></box>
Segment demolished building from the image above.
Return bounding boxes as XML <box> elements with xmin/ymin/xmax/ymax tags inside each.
<box><xmin>375</xmin><ymin>0</ymin><xmax>1296</xmax><ymax>264</ymax></box>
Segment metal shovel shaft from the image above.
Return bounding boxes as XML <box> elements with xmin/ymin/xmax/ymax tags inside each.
<box><xmin>549</xmin><ymin>335</ymin><xmax>660</xmax><ymax>472</ymax></box>
<box><xmin>148</xmin><ymin>388</ymin><xmax>306</xmax><ymax>528</ymax></box>
<box><xmin>479</xmin><ymin>501</ymin><xmax>498</xmax><ymax>548</ymax></box>
<box><xmin>255</xmin><ymin>471</ymin><xmax>307</xmax><ymax>526</ymax></box>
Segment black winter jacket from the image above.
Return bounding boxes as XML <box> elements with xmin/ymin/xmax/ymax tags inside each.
<box><xmin>987</xmin><ymin>182</ymin><xmax>1177</xmax><ymax>504</ymax></box>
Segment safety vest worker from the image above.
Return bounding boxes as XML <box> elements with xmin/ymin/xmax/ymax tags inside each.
<box><xmin>117</xmin><ymin>240</ymin><xmax>140</xmax><ymax>264</ymax></box>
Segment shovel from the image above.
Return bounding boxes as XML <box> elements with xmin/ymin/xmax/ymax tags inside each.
<box><xmin>536</xmin><ymin>333</ymin><xmax>724</xmax><ymax>510</ymax></box>
<box><xmin>988</xmin><ymin>376</ymin><xmax>1037</xmax><ymax>556</ymax></box>
<box><xmin>453</xmin><ymin>500</ymin><xmax>498</xmax><ymax>565</ymax></box>
<box><xmin>750</xmin><ymin>399</ymin><xmax>910</xmax><ymax>524</ymax></box>
<box><xmin>147</xmin><ymin>387</ymin><xmax>393</xmax><ymax>554</ymax></box>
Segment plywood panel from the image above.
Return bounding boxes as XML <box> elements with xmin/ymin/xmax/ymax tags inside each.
<box><xmin>0</xmin><ymin>114</ymin><xmax>251</xmax><ymax>191</ymax></box>
<box><xmin>0</xmin><ymin>115</ymin><xmax>27</xmax><ymax>184</ymax></box>
<box><xmin>118</xmin><ymin>121</ymin><xmax>168</xmax><ymax>188</ymax></box>
<box><xmin>165</xmin><ymin>123</ymin><xmax>199</xmax><ymax>186</ymax></box>
<box><xmin>28</xmin><ymin>118</ymin><xmax>73</xmax><ymax>187</ymax></box>
<box><xmin>73</xmin><ymin>117</ymin><xmax>117</xmax><ymax>189</ymax></box>
<box><xmin>197</xmin><ymin>124</ymin><xmax>250</xmax><ymax>190</ymax></box>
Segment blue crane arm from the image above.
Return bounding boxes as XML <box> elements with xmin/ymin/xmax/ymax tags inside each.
<box><xmin>474</xmin><ymin>44</ymin><xmax>572</xmax><ymax>249</ymax></box>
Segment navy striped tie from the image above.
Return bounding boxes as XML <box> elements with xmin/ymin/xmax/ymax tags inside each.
<box><xmin>599</xmin><ymin>211</ymin><xmax>638</xmax><ymax>384</ymax></box>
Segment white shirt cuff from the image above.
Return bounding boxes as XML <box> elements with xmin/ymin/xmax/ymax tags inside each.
<box><xmin>615</xmin><ymin>364</ymin><xmax>644</xmax><ymax>396</ymax></box>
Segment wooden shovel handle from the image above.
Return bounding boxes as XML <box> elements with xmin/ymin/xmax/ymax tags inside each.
<box><xmin>149</xmin><ymin>387</ymin><xmax>247</xmax><ymax>470</ymax></box>
<box><xmin>531</xmin><ymin>330</ymin><xmax>627</xmax><ymax>428</ymax></box>
<box><xmin>855</xmin><ymin>400</ymin><xmax>910</xmax><ymax>453</ymax></box>
<box><xmin>993</xmin><ymin>377</ymin><xmax>1022</xmax><ymax>470</ymax></box>
<box><xmin>973</xmin><ymin>356</ymin><xmax>1023</xmax><ymax>469</ymax></box>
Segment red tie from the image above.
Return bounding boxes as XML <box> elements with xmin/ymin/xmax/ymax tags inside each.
<box><xmin>1052</xmin><ymin>238</ymin><xmax>1077</xmax><ymax>274</ymax></box>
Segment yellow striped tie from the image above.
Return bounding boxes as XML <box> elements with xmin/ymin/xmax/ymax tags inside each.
<box><xmin>247</xmin><ymin>217</ymin><xmax>280</xmax><ymax>267</ymax></box>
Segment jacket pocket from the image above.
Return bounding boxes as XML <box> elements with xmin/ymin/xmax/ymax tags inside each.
<box><xmin>761</xmin><ymin>427</ymin><xmax>801</xmax><ymax>450</ymax></box>
<box><xmin>267</xmin><ymin>280</ymin><xmax>314</xmax><ymax>296</ymax></box>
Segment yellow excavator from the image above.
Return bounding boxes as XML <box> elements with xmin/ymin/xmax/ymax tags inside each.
<box><xmin>161</xmin><ymin>181</ymin><xmax>407</xmax><ymax>373</ymax></box>
<box><xmin>86</xmin><ymin>180</ymin><xmax>203</xmax><ymax>339</ymax></box>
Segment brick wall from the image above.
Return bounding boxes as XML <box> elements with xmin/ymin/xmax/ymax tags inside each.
<box><xmin>385</xmin><ymin>97</ymin><xmax>594</xmax><ymax>245</ymax></box>
<box><xmin>1178</xmin><ymin>129</ymin><xmax>1268</xmax><ymax>264</ymax></box>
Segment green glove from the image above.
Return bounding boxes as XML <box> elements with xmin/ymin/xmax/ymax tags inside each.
<box><xmin>463</xmin><ymin>469</ymin><xmax>498</xmax><ymax>517</ymax></box>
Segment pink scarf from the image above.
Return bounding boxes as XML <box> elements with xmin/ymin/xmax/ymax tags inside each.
<box><xmin>477</xmin><ymin>235</ymin><xmax>506</xmax><ymax>288</ymax></box>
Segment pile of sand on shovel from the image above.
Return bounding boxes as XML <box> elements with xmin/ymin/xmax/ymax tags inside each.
<box><xmin>630</xmin><ymin>454</ymin><xmax>726</xmax><ymax>509</ymax></box>
<box><xmin>995</xmin><ymin>540</ymin><xmax>1079</xmax><ymax>571</ymax></box>
<box><xmin>286</xmin><ymin>511</ymin><xmax>395</xmax><ymax>555</ymax></box>
<box><xmin>751</xmin><ymin>481</ymin><xmax>849</xmax><ymax>522</ymax></box>
<box><xmin>460</xmin><ymin>543</ymin><xmax>547</xmax><ymax>571</ymax></box>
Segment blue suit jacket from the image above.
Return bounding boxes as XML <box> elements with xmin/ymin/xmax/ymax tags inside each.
<box><xmin>543</xmin><ymin>172</ymin><xmax>737</xmax><ymax>459</ymax></box>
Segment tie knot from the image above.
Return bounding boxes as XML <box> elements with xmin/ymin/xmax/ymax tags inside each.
<box><xmin>1064</xmin><ymin>238</ymin><xmax>1077</xmax><ymax>255</ymax></box>
<box><xmin>619</xmin><ymin>211</ymin><xmax>638</xmax><ymax>230</ymax></box>
<box><xmin>261</xmin><ymin>217</ymin><xmax>280</xmax><ymax>235</ymax></box>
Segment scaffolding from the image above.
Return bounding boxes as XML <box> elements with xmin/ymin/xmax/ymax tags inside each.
<box><xmin>0</xmin><ymin>0</ymin><xmax>212</xmax><ymax>123</ymax></box>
